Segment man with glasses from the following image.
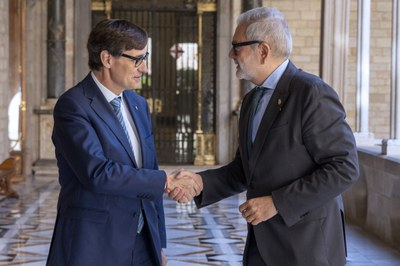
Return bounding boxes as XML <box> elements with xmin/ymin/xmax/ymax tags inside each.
<box><xmin>47</xmin><ymin>19</ymin><xmax>201</xmax><ymax>266</ymax></box>
<box><xmin>170</xmin><ymin>7</ymin><xmax>359</xmax><ymax>266</ymax></box>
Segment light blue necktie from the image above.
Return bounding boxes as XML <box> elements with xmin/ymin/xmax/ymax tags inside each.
<box><xmin>110</xmin><ymin>97</ymin><xmax>144</xmax><ymax>233</ymax></box>
<box><xmin>110</xmin><ymin>97</ymin><xmax>133</xmax><ymax>150</ymax></box>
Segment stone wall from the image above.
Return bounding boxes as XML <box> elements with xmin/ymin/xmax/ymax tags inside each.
<box><xmin>0</xmin><ymin>1</ymin><xmax>10</xmax><ymax>163</ymax></box>
<box><xmin>343</xmin><ymin>148</ymin><xmax>400</xmax><ymax>250</ymax></box>
<box><xmin>263</xmin><ymin>0</ymin><xmax>321</xmax><ymax>76</ymax></box>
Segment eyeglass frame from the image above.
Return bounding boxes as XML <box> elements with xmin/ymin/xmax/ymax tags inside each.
<box><xmin>120</xmin><ymin>52</ymin><xmax>149</xmax><ymax>67</ymax></box>
<box><xmin>231</xmin><ymin>40</ymin><xmax>263</xmax><ymax>55</ymax></box>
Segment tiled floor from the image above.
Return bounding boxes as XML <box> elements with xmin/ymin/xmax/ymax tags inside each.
<box><xmin>0</xmin><ymin>169</ymin><xmax>400</xmax><ymax>266</ymax></box>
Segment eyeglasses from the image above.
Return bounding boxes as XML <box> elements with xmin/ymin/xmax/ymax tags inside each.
<box><xmin>231</xmin><ymin>40</ymin><xmax>263</xmax><ymax>55</ymax></box>
<box><xmin>120</xmin><ymin>52</ymin><xmax>149</xmax><ymax>67</ymax></box>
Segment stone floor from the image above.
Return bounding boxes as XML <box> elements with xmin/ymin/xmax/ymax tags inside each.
<box><xmin>0</xmin><ymin>168</ymin><xmax>400</xmax><ymax>266</ymax></box>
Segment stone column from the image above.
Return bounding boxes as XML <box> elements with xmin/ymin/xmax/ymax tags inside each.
<box><xmin>320</xmin><ymin>0</ymin><xmax>350</xmax><ymax>102</ymax></box>
<box><xmin>356</xmin><ymin>0</ymin><xmax>371</xmax><ymax>134</ymax></box>
<box><xmin>354</xmin><ymin>0</ymin><xmax>375</xmax><ymax>145</ymax></box>
<box><xmin>33</xmin><ymin>0</ymin><xmax>67</xmax><ymax>173</ymax></box>
<box><xmin>47</xmin><ymin>0</ymin><xmax>65</xmax><ymax>98</ymax></box>
<box><xmin>0</xmin><ymin>0</ymin><xmax>10</xmax><ymax>163</ymax></box>
<box><xmin>216</xmin><ymin>0</ymin><xmax>241</xmax><ymax>163</ymax></box>
<box><xmin>391</xmin><ymin>0</ymin><xmax>400</xmax><ymax>139</ymax></box>
<box><xmin>73</xmin><ymin>0</ymin><xmax>91</xmax><ymax>84</ymax></box>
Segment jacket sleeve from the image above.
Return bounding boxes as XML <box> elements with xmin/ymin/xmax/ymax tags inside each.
<box><xmin>194</xmin><ymin>148</ymin><xmax>247</xmax><ymax>208</ymax></box>
<box><xmin>271</xmin><ymin>80</ymin><xmax>359</xmax><ymax>227</ymax></box>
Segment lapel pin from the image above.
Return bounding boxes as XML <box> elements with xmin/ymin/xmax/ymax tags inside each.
<box><xmin>135</xmin><ymin>106</ymin><xmax>138</xmax><ymax>110</ymax></box>
<box><xmin>278</xmin><ymin>99</ymin><xmax>282</xmax><ymax>105</ymax></box>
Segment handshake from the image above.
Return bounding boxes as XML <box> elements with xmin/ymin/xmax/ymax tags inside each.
<box><xmin>165</xmin><ymin>170</ymin><xmax>203</xmax><ymax>203</ymax></box>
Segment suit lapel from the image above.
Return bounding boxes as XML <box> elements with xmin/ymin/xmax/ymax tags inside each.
<box><xmin>248</xmin><ymin>62</ymin><xmax>298</xmax><ymax>178</ymax></box>
<box><xmin>123</xmin><ymin>91</ymin><xmax>146</xmax><ymax>168</ymax></box>
<box><xmin>239</xmin><ymin>88</ymin><xmax>257</xmax><ymax>177</ymax></box>
<box><xmin>82</xmin><ymin>74</ymin><xmax>137</xmax><ymax>166</ymax></box>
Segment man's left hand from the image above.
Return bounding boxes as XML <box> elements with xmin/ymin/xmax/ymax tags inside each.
<box><xmin>239</xmin><ymin>196</ymin><xmax>278</xmax><ymax>225</ymax></box>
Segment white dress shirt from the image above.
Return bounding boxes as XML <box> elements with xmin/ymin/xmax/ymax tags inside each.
<box><xmin>91</xmin><ymin>72</ymin><xmax>143</xmax><ymax>167</ymax></box>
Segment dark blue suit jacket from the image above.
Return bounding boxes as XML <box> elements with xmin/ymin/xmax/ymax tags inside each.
<box><xmin>47</xmin><ymin>74</ymin><xmax>166</xmax><ymax>266</ymax></box>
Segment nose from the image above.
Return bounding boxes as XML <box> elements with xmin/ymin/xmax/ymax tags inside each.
<box><xmin>229</xmin><ymin>48</ymin><xmax>235</xmax><ymax>59</ymax></box>
<box><xmin>139</xmin><ymin>61</ymin><xmax>148</xmax><ymax>73</ymax></box>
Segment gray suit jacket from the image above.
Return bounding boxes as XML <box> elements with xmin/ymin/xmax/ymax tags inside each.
<box><xmin>194</xmin><ymin>61</ymin><xmax>359</xmax><ymax>266</ymax></box>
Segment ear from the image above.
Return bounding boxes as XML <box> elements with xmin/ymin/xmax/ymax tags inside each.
<box><xmin>258</xmin><ymin>43</ymin><xmax>270</xmax><ymax>64</ymax></box>
<box><xmin>100</xmin><ymin>50</ymin><xmax>113</xmax><ymax>69</ymax></box>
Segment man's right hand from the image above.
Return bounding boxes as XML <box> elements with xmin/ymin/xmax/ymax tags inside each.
<box><xmin>165</xmin><ymin>170</ymin><xmax>203</xmax><ymax>203</ymax></box>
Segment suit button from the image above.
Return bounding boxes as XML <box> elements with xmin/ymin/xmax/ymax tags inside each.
<box><xmin>133</xmin><ymin>212</ymin><xmax>138</xmax><ymax>218</ymax></box>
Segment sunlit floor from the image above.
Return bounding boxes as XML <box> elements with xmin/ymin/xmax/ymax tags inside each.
<box><xmin>0</xmin><ymin>168</ymin><xmax>400</xmax><ymax>266</ymax></box>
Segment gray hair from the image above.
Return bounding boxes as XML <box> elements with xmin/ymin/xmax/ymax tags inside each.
<box><xmin>237</xmin><ymin>7</ymin><xmax>292</xmax><ymax>59</ymax></box>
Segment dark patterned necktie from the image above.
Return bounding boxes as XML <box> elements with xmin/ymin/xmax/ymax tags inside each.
<box><xmin>247</xmin><ymin>87</ymin><xmax>266</xmax><ymax>156</ymax></box>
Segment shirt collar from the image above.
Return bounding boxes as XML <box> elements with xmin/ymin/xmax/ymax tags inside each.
<box><xmin>90</xmin><ymin>72</ymin><xmax>122</xmax><ymax>102</ymax></box>
<box><xmin>260</xmin><ymin>59</ymin><xmax>289</xmax><ymax>90</ymax></box>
